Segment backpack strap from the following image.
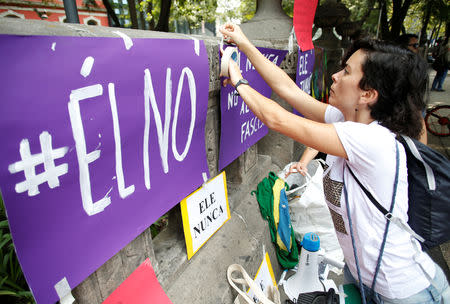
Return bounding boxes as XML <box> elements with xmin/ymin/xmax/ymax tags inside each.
<box><xmin>344</xmin><ymin>142</ymin><xmax>399</xmax><ymax>299</ymax></box>
<box><xmin>399</xmin><ymin>135</ymin><xmax>436</xmax><ymax>191</ymax></box>
<box><xmin>346</xmin><ymin>149</ymin><xmax>425</xmax><ymax>243</ymax></box>
<box><xmin>343</xmin><ymin>179</ymin><xmax>367</xmax><ymax>304</ymax></box>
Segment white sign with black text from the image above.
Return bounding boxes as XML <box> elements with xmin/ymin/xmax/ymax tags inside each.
<box><xmin>181</xmin><ymin>171</ymin><xmax>231</xmax><ymax>259</ymax></box>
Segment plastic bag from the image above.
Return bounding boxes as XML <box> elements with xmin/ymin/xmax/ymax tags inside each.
<box><xmin>278</xmin><ymin>160</ymin><xmax>344</xmax><ymax>269</ymax></box>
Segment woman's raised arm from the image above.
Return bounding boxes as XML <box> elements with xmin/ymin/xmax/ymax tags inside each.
<box><xmin>223</xmin><ymin>60</ymin><xmax>347</xmax><ymax>159</ymax></box>
<box><xmin>219</xmin><ymin>23</ymin><xmax>328</xmax><ymax>123</ymax></box>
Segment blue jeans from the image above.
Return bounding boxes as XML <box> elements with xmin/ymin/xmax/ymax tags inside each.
<box><xmin>432</xmin><ymin>68</ymin><xmax>448</xmax><ymax>90</ymax></box>
<box><xmin>343</xmin><ymin>263</ymin><xmax>449</xmax><ymax>303</ymax></box>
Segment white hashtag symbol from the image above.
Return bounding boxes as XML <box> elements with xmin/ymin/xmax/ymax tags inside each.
<box><xmin>8</xmin><ymin>131</ymin><xmax>69</xmax><ymax>196</ymax></box>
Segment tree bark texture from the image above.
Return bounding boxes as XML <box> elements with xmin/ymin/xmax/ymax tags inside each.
<box><xmin>155</xmin><ymin>0</ymin><xmax>172</xmax><ymax>32</ymax></box>
<box><xmin>102</xmin><ymin>0</ymin><xmax>121</xmax><ymax>27</ymax></box>
<box><xmin>127</xmin><ymin>0</ymin><xmax>139</xmax><ymax>29</ymax></box>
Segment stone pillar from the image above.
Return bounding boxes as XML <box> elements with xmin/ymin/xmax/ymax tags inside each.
<box><xmin>336</xmin><ymin>21</ymin><xmax>362</xmax><ymax>49</ymax></box>
<box><xmin>232</xmin><ymin>0</ymin><xmax>297</xmax><ymax>177</ymax></box>
<box><xmin>240</xmin><ymin>0</ymin><xmax>292</xmax><ymax>40</ymax></box>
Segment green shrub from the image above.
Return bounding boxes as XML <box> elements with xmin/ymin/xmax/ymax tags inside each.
<box><xmin>0</xmin><ymin>194</ymin><xmax>35</xmax><ymax>304</ymax></box>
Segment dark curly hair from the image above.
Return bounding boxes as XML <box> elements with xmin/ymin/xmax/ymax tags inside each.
<box><xmin>342</xmin><ymin>39</ymin><xmax>429</xmax><ymax>139</ymax></box>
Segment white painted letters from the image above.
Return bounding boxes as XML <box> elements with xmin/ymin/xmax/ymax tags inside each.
<box><xmin>298</xmin><ymin>53</ymin><xmax>309</xmax><ymax>76</ymax></box>
<box><xmin>108</xmin><ymin>83</ymin><xmax>135</xmax><ymax>199</ymax></box>
<box><xmin>68</xmin><ymin>84</ymin><xmax>111</xmax><ymax>216</ymax></box>
<box><xmin>172</xmin><ymin>67</ymin><xmax>196</xmax><ymax>161</ymax></box>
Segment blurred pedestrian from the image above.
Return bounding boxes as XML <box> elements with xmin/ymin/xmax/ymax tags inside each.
<box><xmin>397</xmin><ymin>34</ymin><xmax>419</xmax><ymax>54</ymax></box>
<box><xmin>431</xmin><ymin>36</ymin><xmax>449</xmax><ymax>92</ymax></box>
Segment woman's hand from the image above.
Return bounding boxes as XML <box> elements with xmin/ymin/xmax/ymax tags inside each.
<box><xmin>222</xmin><ymin>59</ymin><xmax>243</xmax><ymax>88</ymax></box>
<box><xmin>285</xmin><ymin>162</ymin><xmax>308</xmax><ymax>178</ymax></box>
<box><xmin>219</xmin><ymin>23</ymin><xmax>251</xmax><ymax>50</ymax></box>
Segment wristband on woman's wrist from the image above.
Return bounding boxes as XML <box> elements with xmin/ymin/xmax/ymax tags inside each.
<box><xmin>234</xmin><ymin>79</ymin><xmax>249</xmax><ymax>96</ymax></box>
<box><xmin>235</xmin><ymin>78</ymin><xmax>249</xmax><ymax>89</ymax></box>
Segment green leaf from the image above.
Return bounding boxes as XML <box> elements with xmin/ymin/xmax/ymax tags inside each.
<box><xmin>3</xmin><ymin>251</ymin><xmax>11</xmax><ymax>270</ymax></box>
<box><xmin>3</xmin><ymin>277</ymin><xmax>25</xmax><ymax>291</ymax></box>
<box><xmin>0</xmin><ymin>290</ymin><xmax>18</xmax><ymax>296</ymax></box>
<box><xmin>0</xmin><ymin>220</ymin><xmax>9</xmax><ymax>229</ymax></box>
<box><xmin>0</xmin><ymin>234</ymin><xmax>11</xmax><ymax>251</ymax></box>
<box><xmin>0</xmin><ymin>275</ymin><xmax>8</xmax><ymax>288</ymax></box>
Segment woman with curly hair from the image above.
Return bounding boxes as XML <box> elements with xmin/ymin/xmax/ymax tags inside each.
<box><xmin>220</xmin><ymin>23</ymin><xmax>449</xmax><ymax>303</ymax></box>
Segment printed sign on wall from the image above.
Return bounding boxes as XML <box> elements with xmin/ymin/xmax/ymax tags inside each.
<box><xmin>180</xmin><ymin>171</ymin><xmax>230</xmax><ymax>259</ymax></box>
<box><xmin>219</xmin><ymin>46</ymin><xmax>288</xmax><ymax>170</ymax></box>
<box><xmin>0</xmin><ymin>34</ymin><xmax>209</xmax><ymax>304</ymax></box>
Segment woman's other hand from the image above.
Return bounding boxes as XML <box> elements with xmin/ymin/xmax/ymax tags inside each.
<box><xmin>285</xmin><ymin>162</ymin><xmax>308</xmax><ymax>178</ymax></box>
<box><xmin>219</xmin><ymin>23</ymin><xmax>251</xmax><ymax>50</ymax></box>
<box><xmin>221</xmin><ymin>59</ymin><xmax>243</xmax><ymax>87</ymax></box>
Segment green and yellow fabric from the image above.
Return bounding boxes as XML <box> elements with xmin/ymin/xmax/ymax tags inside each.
<box><xmin>252</xmin><ymin>172</ymin><xmax>299</xmax><ymax>269</ymax></box>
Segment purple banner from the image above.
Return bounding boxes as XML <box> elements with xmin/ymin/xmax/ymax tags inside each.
<box><xmin>219</xmin><ymin>46</ymin><xmax>288</xmax><ymax>170</ymax></box>
<box><xmin>294</xmin><ymin>48</ymin><xmax>315</xmax><ymax>115</ymax></box>
<box><xmin>296</xmin><ymin>48</ymin><xmax>315</xmax><ymax>95</ymax></box>
<box><xmin>0</xmin><ymin>34</ymin><xmax>209</xmax><ymax>304</ymax></box>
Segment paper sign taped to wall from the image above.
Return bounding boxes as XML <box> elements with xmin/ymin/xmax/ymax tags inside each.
<box><xmin>247</xmin><ymin>252</ymin><xmax>278</xmax><ymax>302</ymax></box>
<box><xmin>181</xmin><ymin>171</ymin><xmax>231</xmax><ymax>259</ymax></box>
<box><xmin>103</xmin><ymin>258</ymin><xmax>172</xmax><ymax>304</ymax></box>
<box><xmin>293</xmin><ymin>0</ymin><xmax>319</xmax><ymax>51</ymax></box>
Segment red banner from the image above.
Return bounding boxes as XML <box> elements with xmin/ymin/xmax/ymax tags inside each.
<box><xmin>293</xmin><ymin>0</ymin><xmax>319</xmax><ymax>51</ymax></box>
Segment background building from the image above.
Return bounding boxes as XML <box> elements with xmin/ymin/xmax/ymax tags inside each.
<box><xmin>0</xmin><ymin>0</ymin><xmax>108</xmax><ymax>26</ymax></box>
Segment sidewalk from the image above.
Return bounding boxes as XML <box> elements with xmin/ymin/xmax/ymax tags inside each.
<box><xmin>426</xmin><ymin>70</ymin><xmax>450</xmax><ymax>283</ymax></box>
<box><xmin>427</xmin><ymin>70</ymin><xmax>450</xmax><ymax>158</ymax></box>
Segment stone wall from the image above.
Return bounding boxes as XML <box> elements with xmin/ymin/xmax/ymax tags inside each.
<box><xmin>0</xmin><ymin>18</ymin><xmax>304</xmax><ymax>303</ymax></box>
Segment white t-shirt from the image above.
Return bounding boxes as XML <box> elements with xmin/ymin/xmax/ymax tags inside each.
<box><xmin>324</xmin><ymin>105</ymin><xmax>435</xmax><ymax>299</ymax></box>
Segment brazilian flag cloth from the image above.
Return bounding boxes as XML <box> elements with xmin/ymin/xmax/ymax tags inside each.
<box><xmin>252</xmin><ymin>172</ymin><xmax>299</xmax><ymax>269</ymax></box>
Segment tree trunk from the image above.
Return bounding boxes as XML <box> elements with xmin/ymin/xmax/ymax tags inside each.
<box><xmin>147</xmin><ymin>1</ymin><xmax>155</xmax><ymax>30</ymax></box>
<box><xmin>127</xmin><ymin>0</ymin><xmax>139</xmax><ymax>29</ymax></box>
<box><xmin>359</xmin><ymin>0</ymin><xmax>377</xmax><ymax>25</ymax></box>
<box><xmin>390</xmin><ymin>0</ymin><xmax>412</xmax><ymax>39</ymax></box>
<box><xmin>102</xmin><ymin>0</ymin><xmax>121</xmax><ymax>27</ymax></box>
<box><xmin>420</xmin><ymin>4</ymin><xmax>432</xmax><ymax>45</ymax></box>
<box><xmin>155</xmin><ymin>0</ymin><xmax>172</xmax><ymax>32</ymax></box>
<box><xmin>139</xmin><ymin>10</ymin><xmax>146</xmax><ymax>30</ymax></box>
<box><xmin>378</xmin><ymin>0</ymin><xmax>390</xmax><ymax>40</ymax></box>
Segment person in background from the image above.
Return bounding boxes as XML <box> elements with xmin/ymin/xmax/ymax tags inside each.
<box><xmin>397</xmin><ymin>34</ymin><xmax>419</xmax><ymax>54</ymax></box>
<box><xmin>431</xmin><ymin>36</ymin><xmax>449</xmax><ymax>92</ymax></box>
<box><xmin>220</xmin><ymin>23</ymin><xmax>448</xmax><ymax>303</ymax></box>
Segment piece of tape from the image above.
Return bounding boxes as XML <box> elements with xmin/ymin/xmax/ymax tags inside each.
<box><xmin>220</xmin><ymin>47</ymin><xmax>238</xmax><ymax>77</ymax></box>
<box><xmin>191</xmin><ymin>37</ymin><xmax>200</xmax><ymax>56</ymax></box>
<box><xmin>54</xmin><ymin>277</ymin><xmax>75</xmax><ymax>304</ymax></box>
<box><xmin>201</xmin><ymin>172</ymin><xmax>210</xmax><ymax>191</ymax></box>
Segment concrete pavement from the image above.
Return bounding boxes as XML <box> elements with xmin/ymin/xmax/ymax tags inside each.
<box><xmin>427</xmin><ymin>70</ymin><xmax>450</xmax><ymax>158</ymax></box>
<box><xmin>426</xmin><ymin>70</ymin><xmax>450</xmax><ymax>283</ymax></box>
